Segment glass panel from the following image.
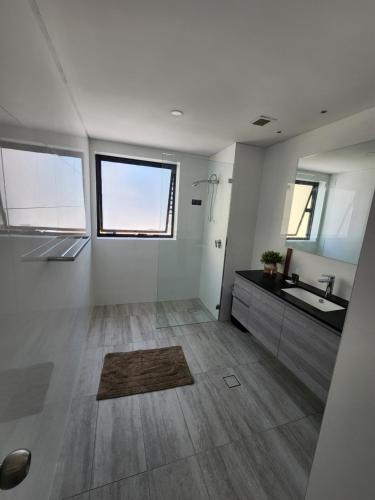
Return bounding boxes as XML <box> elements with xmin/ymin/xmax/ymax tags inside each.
<box><xmin>0</xmin><ymin>3</ymin><xmax>90</xmax><ymax>499</ymax></box>
<box><xmin>156</xmin><ymin>153</ymin><xmax>233</xmax><ymax>328</ymax></box>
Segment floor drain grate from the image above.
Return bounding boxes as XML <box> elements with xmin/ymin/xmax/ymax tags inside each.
<box><xmin>223</xmin><ymin>375</ymin><xmax>241</xmax><ymax>388</ymax></box>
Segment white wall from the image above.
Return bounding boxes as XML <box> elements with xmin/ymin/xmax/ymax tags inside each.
<box><xmin>199</xmin><ymin>144</ymin><xmax>235</xmax><ymax>317</ymax></box>
<box><xmin>90</xmin><ymin>139</ymin><xmax>208</xmax><ymax>305</ymax></box>
<box><xmin>0</xmin><ymin>124</ymin><xmax>92</xmax><ymax>500</ymax></box>
<box><xmin>251</xmin><ymin>106</ymin><xmax>375</xmax><ymax>300</ymax></box>
<box><xmin>305</xmin><ymin>182</ymin><xmax>375</xmax><ymax>500</ymax></box>
<box><xmin>220</xmin><ymin>143</ymin><xmax>264</xmax><ymax>320</ymax></box>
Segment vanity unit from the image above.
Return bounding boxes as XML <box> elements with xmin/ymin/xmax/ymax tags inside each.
<box><xmin>232</xmin><ymin>270</ymin><xmax>348</xmax><ymax>402</ymax></box>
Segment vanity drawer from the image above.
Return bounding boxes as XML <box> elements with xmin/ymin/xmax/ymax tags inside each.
<box><xmin>278</xmin><ymin>307</ymin><xmax>340</xmax><ymax>401</ymax></box>
<box><xmin>247</xmin><ymin>285</ymin><xmax>285</xmax><ymax>356</ymax></box>
<box><xmin>233</xmin><ymin>282</ymin><xmax>251</xmax><ymax>306</ymax></box>
<box><xmin>232</xmin><ymin>297</ymin><xmax>249</xmax><ymax>328</ymax></box>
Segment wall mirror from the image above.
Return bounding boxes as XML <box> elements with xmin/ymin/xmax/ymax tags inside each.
<box><xmin>283</xmin><ymin>140</ymin><xmax>375</xmax><ymax>265</ymax></box>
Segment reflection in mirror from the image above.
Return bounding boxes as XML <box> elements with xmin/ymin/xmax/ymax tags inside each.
<box><xmin>284</xmin><ymin>141</ymin><xmax>375</xmax><ymax>264</ymax></box>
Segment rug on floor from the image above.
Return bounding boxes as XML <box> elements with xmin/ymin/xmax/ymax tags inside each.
<box><xmin>97</xmin><ymin>346</ymin><xmax>194</xmax><ymax>400</ymax></box>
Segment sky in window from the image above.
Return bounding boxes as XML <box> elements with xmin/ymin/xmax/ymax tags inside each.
<box><xmin>101</xmin><ymin>161</ymin><xmax>172</xmax><ymax>231</ymax></box>
<box><xmin>2</xmin><ymin>148</ymin><xmax>85</xmax><ymax>229</ymax></box>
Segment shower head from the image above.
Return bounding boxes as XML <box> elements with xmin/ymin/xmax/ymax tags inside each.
<box><xmin>192</xmin><ymin>174</ymin><xmax>219</xmax><ymax>187</ymax></box>
<box><xmin>192</xmin><ymin>180</ymin><xmax>206</xmax><ymax>187</ymax></box>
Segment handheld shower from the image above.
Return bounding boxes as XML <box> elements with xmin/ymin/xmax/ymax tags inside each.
<box><xmin>192</xmin><ymin>174</ymin><xmax>219</xmax><ymax>187</ymax></box>
<box><xmin>192</xmin><ymin>174</ymin><xmax>219</xmax><ymax>222</ymax></box>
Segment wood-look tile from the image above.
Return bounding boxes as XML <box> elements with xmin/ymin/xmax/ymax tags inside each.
<box><xmin>149</xmin><ymin>456</ymin><xmax>209</xmax><ymax>500</ymax></box>
<box><xmin>201</xmin><ymin>359</ymin><xmax>322</xmax><ymax>437</ymax></box>
<box><xmin>201</xmin><ymin>365</ymin><xmax>275</xmax><ymax>435</ymax></box>
<box><xmin>211</xmin><ymin>322</ymin><xmax>271</xmax><ymax>365</ymax></box>
<box><xmin>155</xmin><ymin>311</ymin><xmax>179</xmax><ymax>328</ymax></box>
<box><xmin>184</xmin><ymin>328</ymin><xmax>237</xmax><ymax>372</ymax></box>
<box><xmin>173</xmin><ymin>310</ymin><xmax>215</xmax><ymax>326</ymax></box>
<box><xmin>91</xmin><ymin>395</ymin><xmax>146</xmax><ymax>488</ymax></box>
<box><xmin>176</xmin><ymin>378</ymin><xmax>238</xmax><ymax>453</ymax></box>
<box><xmin>278</xmin><ymin>413</ymin><xmax>322</xmax><ymax>460</ymax></box>
<box><xmin>112</xmin><ymin>303</ymin><xmax>132</xmax><ymax>316</ymax></box>
<box><xmin>255</xmin><ymin>358</ymin><xmax>324</xmax><ymax>416</ymax></box>
<box><xmin>162</xmin><ymin>323</ymin><xmax>208</xmax><ymax>337</ymax></box>
<box><xmin>51</xmin><ymin>303</ymin><xmax>324</xmax><ymax>500</ymax></box>
<box><xmin>74</xmin><ymin>347</ymin><xmax>105</xmax><ymax>397</ymax></box>
<box><xmin>88</xmin><ymin>472</ymin><xmax>149</xmax><ymax>500</ymax></box>
<box><xmin>139</xmin><ymin>389</ymin><xmax>194</xmax><ymax>469</ymax></box>
<box><xmin>233</xmin><ymin>360</ymin><xmax>321</xmax><ymax>427</ymax></box>
<box><xmin>68</xmin><ymin>493</ymin><xmax>89</xmax><ymax>500</ymax></box>
<box><xmin>92</xmin><ymin>305</ymin><xmax>116</xmax><ymax>319</ymax></box>
<box><xmin>123</xmin><ymin>315</ymin><xmax>156</xmax><ymax>343</ymax></box>
<box><xmin>129</xmin><ymin>302</ymin><xmax>157</xmax><ymax>316</ymax></box>
<box><xmin>197</xmin><ymin>438</ymin><xmax>269</xmax><ymax>500</ymax></box>
<box><xmin>198</xmin><ymin>415</ymin><xmax>321</xmax><ymax>500</ymax></box>
<box><xmin>87</xmin><ymin>310</ymin><xmax>107</xmax><ymax>348</ymax></box>
<box><xmin>103</xmin><ymin>316</ymin><xmax>127</xmax><ymax>346</ymax></box>
<box><xmin>53</xmin><ymin>396</ymin><xmax>97</xmax><ymax>499</ymax></box>
<box><xmin>260</xmin><ymin>415</ymin><xmax>321</xmax><ymax>497</ymax></box>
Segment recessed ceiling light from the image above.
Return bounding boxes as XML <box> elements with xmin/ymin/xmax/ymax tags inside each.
<box><xmin>320</xmin><ymin>109</ymin><xmax>327</xmax><ymax>114</ymax></box>
<box><xmin>170</xmin><ymin>109</ymin><xmax>184</xmax><ymax>116</ymax></box>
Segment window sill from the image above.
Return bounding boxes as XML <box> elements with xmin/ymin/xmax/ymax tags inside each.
<box><xmin>96</xmin><ymin>236</ymin><xmax>177</xmax><ymax>241</ymax></box>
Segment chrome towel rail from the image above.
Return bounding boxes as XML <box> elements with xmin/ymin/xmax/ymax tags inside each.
<box><xmin>21</xmin><ymin>236</ymin><xmax>90</xmax><ymax>262</ymax></box>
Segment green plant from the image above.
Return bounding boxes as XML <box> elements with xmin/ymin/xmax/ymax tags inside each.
<box><xmin>260</xmin><ymin>250</ymin><xmax>283</xmax><ymax>265</ymax></box>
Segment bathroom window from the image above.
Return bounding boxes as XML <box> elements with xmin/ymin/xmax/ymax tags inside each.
<box><xmin>96</xmin><ymin>154</ymin><xmax>177</xmax><ymax>238</ymax></box>
<box><xmin>0</xmin><ymin>143</ymin><xmax>86</xmax><ymax>234</ymax></box>
<box><xmin>286</xmin><ymin>180</ymin><xmax>319</xmax><ymax>240</ymax></box>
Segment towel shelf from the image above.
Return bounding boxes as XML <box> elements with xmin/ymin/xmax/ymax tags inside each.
<box><xmin>22</xmin><ymin>236</ymin><xmax>90</xmax><ymax>262</ymax></box>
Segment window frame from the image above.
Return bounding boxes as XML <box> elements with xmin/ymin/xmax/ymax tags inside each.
<box><xmin>95</xmin><ymin>154</ymin><xmax>177</xmax><ymax>239</ymax></box>
<box><xmin>0</xmin><ymin>141</ymin><xmax>86</xmax><ymax>236</ymax></box>
<box><xmin>286</xmin><ymin>180</ymin><xmax>319</xmax><ymax>241</ymax></box>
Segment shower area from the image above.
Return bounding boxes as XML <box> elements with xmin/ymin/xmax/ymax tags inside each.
<box><xmin>155</xmin><ymin>152</ymin><xmax>234</xmax><ymax>328</ymax></box>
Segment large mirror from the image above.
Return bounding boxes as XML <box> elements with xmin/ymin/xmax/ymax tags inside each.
<box><xmin>284</xmin><ymin>141</ymin><xmax>375</xmax><ymax>264</ymax></box>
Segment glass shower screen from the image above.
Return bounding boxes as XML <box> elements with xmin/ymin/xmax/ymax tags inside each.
<box><xmin>156</xmin><ymin>153</ymin><xmax>233</xmax><ymax>328</ymax></box>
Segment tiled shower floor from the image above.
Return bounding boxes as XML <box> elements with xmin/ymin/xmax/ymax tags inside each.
<box><xmin>156</xmin><ymin>298</ymin><xmax>216</xmax><ymax>328</ymax></box>
<box><xmin>51</xmin><ymin>301</ymin><xmax>323</xmax><ymax>500</ymax></box>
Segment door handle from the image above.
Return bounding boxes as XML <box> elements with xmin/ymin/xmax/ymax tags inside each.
<box><xmin>0</xmin><ymin>449</ymin><xmax>31</xmax><ymax>490</ymax></box>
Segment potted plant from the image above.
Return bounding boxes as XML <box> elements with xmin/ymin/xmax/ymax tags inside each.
<box><xmin>260</xmin><ymin>250</ymin><xmax>283</xmax><ymax>275</ymax></box>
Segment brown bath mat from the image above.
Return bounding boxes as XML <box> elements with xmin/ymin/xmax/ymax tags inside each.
<box><xmin>97</xmin><ymin>346</ymin><xmax>194</xmax><ymax>400</ymax></box>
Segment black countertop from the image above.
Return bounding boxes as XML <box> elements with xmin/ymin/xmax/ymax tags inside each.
<box><xmin>236</xmin><ymin>270</ymin><xmax>348</xmax><ymax>335</ymax></box>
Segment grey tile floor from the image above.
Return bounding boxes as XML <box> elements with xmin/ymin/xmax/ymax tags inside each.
<box><xmin>52</xmin><ymin>300</ymin><xmax>324</xmax><ymax>500</ymax></box>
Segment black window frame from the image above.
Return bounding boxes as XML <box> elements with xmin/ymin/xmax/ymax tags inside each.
<box><xmin>0</xmin><ymin>141</ymin><xmax>86</xmax><ymax>236</ymax></box>
<box><xmin>96</xmin><ymin>154</ymin><xmax>177</xmax><ymax>239</ymax></box>
<box><xmin>286</xmin><ymin>180</ymin><xmax>319</xmax><ymax>241</ymax></box>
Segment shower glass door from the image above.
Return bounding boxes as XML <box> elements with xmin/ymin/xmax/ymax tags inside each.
<box><xmin>0</xmin><ymin>3</ymin><xmax>91</xmax><ymax>498</ymax></box>
<box><xmin>156</xmin><ymin>153</ymin><xmax>234</xmax><ymax>328</ymax></box>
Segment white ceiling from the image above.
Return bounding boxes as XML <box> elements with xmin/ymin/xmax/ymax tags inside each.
<box><xmin>299</xmin><ymin>140</ymin><xmax>375</xmax><ymax>174</ymax></box>
<box><xmin>0</xmin><ymin>1</ymin><xmax>84</xmax><ymax>139</ymax></box>
<box><xmin>2</xmin><ymin>0</ymin><xmax>375</xmax><ymax>155</ymax></box>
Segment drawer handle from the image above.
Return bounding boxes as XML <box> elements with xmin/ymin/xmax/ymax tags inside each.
<box><xmin>233</xmin><ymin>295</ymin><xmax>249</xmax><ymax>307</ymax></box>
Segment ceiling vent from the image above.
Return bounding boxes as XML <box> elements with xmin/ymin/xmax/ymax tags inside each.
<box><xmin>251</xmin><ymin>115</ymin><xmax>277</xmax><ymax>127</ymax></box>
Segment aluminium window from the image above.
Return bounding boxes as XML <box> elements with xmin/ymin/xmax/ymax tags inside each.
<box><xmin>96</xmin><ymin>154</ymin><xmax>177</xmax><ymax>238</ymax></box>
<box><xmin>286</xmin><ymin>180</ymin><xmax>319</xmax><ymax>240</ymax></box>
<box><xmin>0</xmin><ymin>143</ymin><xmax>86</xmax><ymax>235</ymax></box>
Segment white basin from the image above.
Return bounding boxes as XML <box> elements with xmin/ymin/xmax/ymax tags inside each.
<box><xmin>281</xmin><ymin>287</ymin><xmax>345</xmax><ymax>312</ymax></box>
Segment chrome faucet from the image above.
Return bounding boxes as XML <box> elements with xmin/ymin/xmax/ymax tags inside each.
<box><xmin>318</xmin><ymin>274</ymin><xmax>335</xmax><ymax>298</ymax></box>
